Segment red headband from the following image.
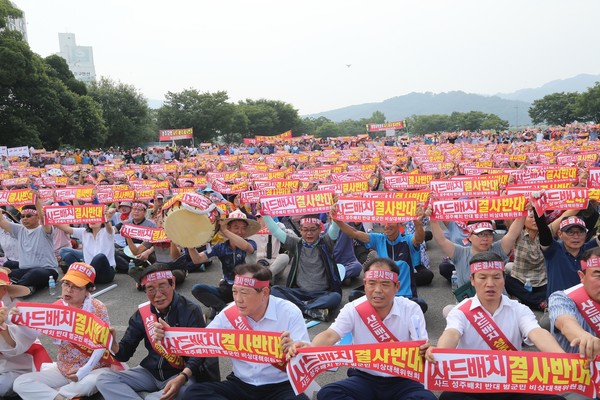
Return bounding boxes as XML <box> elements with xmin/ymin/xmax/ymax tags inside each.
<box><xmin>364</xmin><ymin>270</ymin><xmax>399</xmax><ymax>283</ymax></box>
<box><xmin>468</xmin><ymin>222</ymin><xmax>494</xmax><ymax>233</ymax></box>
<box><xmin>141</xmin><ymin>270</ymin><xmax>173</xmax><ymax>286</ymax></box>
<box><xmin>470</xmin><ymin>261</ymin><xmax>505</xmax><ymax>274</ymax></box>
<box><xmin>233</xmin><ymin>275</ymin><xmax>270</xmax><ymax>289</ymax></box>
<box><xmin>581</xmin><ymin>257</ymin><xmax>600</xmax><ymax>270</ymax></box>
<box><xmin>300</xmin><ymin>218</ymin><xmax>322</xmax><ymax>226</ymax></box>
<box><xmin>21</xmin><ymin>210</ymin><xmax>38</xmax><ymax>216</ymax></box>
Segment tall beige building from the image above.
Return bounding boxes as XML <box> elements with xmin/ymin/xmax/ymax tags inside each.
<box><xmin>4</xmin><ymin>1</ymin><xmax>28</xmax><ymax>42</ymax></box>
<box><xmin>57</xmin><ymin>32</ymin><xmax>96</xmax><ymax>83</ymax></box>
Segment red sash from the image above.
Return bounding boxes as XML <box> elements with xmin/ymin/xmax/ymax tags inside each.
<box><xmin>566</xmin><ymin>283</ymin><xmax>600</xmax><ymax>336</ymax></box>
<box><xmin>354</xmin><ymin>297</ymin><xmax>398</xmax><ymax>342</ymax></box>
<box><xmin>223</xmin><ymin>305</ymin><xmax>287</xmax><ymax>372</ymax></box>
<box><xmin>24</xmin><ymin>341</ymin><xmax>52</xmax><ymax>371</ymax></box>
<box><xmin>458</xmin><ymin>299</ymin><xmax>517</xmax><ymax>351</ymax></box>
<box><xmin>138</xmin><ymin>301</ymin><xmax>185</xmax><ymax>370</ymax></box>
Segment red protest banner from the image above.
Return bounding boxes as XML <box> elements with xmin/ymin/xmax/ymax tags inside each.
<box><xmin>120</xmin><ymin>224</ymin><xmax>170</xmax><ymax>243</ymax></box>
<box><xmin>260</xmin><ymin>190</ymin><xmax>334</xmax><ymax>216</ymax></box>
<box><xmin>44</xmin><ymin>205</ymin><xmax>105</xmax><ymax>224</ymax></box>
<box><xmin>335</xmin><ymin>196</ymin><xmax>418</xmax><ymax>223</ymax></box>
<box><xmin>431</xmin><ymin>195</ymin><xmax>527</xmax><ymax>221</ymax></box>
<box><xmin>11</xmin><ymin>302</ymin><xmax>112</xmax><ymax>350</ymax></box>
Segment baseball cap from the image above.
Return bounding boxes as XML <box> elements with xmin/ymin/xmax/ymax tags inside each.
<box><xmin>468</xmin><ymin>222</ymin><xmax>494</xmax><ymax>234</ymax></box>
<box><xmin>559</xmin><ymin>217</ymin><xmax>587</xmax><ymax>232</ymax></box>
<box><xmin>62</xmin><ymin>262</ymin><xmax>96</xmax><ymax>287</ymax></box>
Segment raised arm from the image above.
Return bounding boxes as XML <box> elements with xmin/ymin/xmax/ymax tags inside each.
<box><xmin>35</xmin><ymin>193</ymin><xmax>52</xmax><ymax>234</ymax></box>
<box><xmin>262</xmin><ymin>215</ymin><xmax>287</xmax><ymax>243</ymax></box>
<box><xmin>332</xmin><ymin>219</ymin><xmax>370</xmax><ymax>243</ymax></box>
<box><xmin>499</xmin><ymin>215</ymin><xmax>526</xmax><ymax>255</ymax></box>
<box><xmin>54</xmin><ymin>224</ymin><xmax>74</xmax><ymax>235</ymax></box>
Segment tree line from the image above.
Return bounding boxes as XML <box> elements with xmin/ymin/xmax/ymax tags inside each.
<box><xmin>2</xmin><ymin>0</ymin><xmax>598</xmax><ymax>151</ymax></box>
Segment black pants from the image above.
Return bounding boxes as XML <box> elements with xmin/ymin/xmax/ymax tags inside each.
<box><xmin>505</xmin><ymin>275</ymin><xmax>547</xmax><ymax>310</ymax></box>
<box><xmin>415</xmin><ymin>265</ymin><xmax>434</xmax><ymax>286</ymax></box>
<box><xmin>184</xmin><ymin>373</ymin><xmax>308</xmax><ymax>400</ymax></box>
<box><xmin>9</xmin><ymin>267</ymin><xmax>58</xmax><ymax>289</ymax></box>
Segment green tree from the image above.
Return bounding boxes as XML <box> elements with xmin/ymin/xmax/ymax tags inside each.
<box><xmin>576</xmin><ymin>82</ymin><xmax>600</xmax><ymax>123</ymax></box>
<box><xmin>0</xmin><ymin>0</ymin><xmax>22</xmax><ymax>30</ymax></box>
<box><xmin>408</xmin><ymin>114</ymin><xmax>450</xmax><ymax>135</ymax></box>
<box><xmin>237</xmin><ymin>99</ymin><xmax>302</xmax><ymax>136</ymax></box>
<box><xmin>45</xmin><ymin>54</ymin><xmax>87</xmax><ymax>96</ymax></box>
<box><xmin>88</xmin><ymin>77</ymin><xmax>154</xmax><ymax>147</ymax></box>
<box><xmin>157</xmin><ymin>89</ymin><xmax>236</xmax><ymax>143</ymax></box>
<box><xmin>528</xmin><ymin>92</ymin><xmax>581</xmax><ymax>126</ymax></box>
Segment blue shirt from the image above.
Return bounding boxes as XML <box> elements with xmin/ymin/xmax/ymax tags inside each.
<box><xmin>543</xmin><ymin>239</ymin><xmax>598</xmax><ymax>298</ymax></box>
<box><xmin>205</xmin><ymin>240</ymin><xmax>257</xmax><ymax>283</ymax></box>
<box><xmin>549</xmin><ymin>287</ymin><xmax>594</xmax><ymax>353</ymax></box>
<box><xmin>366</xmin><ymin>232</ymin><xmax>417</xmax><ymax>298</ymax></box>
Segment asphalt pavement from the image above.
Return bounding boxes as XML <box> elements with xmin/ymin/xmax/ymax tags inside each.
<box><xmin>20</xmin><ymin>229</ymin><xmax>465</xmax><ymax>399</ymax></box>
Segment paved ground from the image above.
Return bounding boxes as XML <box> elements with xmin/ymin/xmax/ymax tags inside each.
<box><xmin>25</xmin><ymin>231</ymin><xmax>539</xmax><ymax>399</ymax></box>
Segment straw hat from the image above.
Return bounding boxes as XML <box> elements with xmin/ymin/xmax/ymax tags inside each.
<box><xmin>223</xmin><ymin>209</ymin><xmax>261</xmax><ymax>237</ymax></box>
<box><xmin>0</xmin><ymin>267</ymin><xmax>31</xmax><ymax>298</ymax></box>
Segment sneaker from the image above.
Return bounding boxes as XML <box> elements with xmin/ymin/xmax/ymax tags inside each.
<box><xmin>306</xmin><ymin>308</ymin><xmax>329</xmax><ymax>322</ymax></box>
<box><xmin>204</xmin><ymin>307</ymin><xmax>217</xmax><ymax>324</ymax></box>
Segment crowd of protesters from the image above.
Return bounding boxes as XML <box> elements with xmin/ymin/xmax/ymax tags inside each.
<box><xmin>0</xmin><ymin>123</ymin><xmax>599</xmax><ymax>399</ymax></box>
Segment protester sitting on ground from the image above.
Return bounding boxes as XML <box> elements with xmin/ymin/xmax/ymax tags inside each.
<box><xmin>114</xmin><ymin>201</ymin><xmax>157</xmax><ymax>272</ymax></box>
<box><xmin>0</xmin><ymin>207</ymin><xmax>20</xmax><ymax>270</ymax></box>
<box><xmin>549</xmin><ymin>248</ymin><xmax>600</xmax><ymax>362</ymax></box>
<box><xmin>326</xmin><ymin>221</ymin><xmax>362</xmax><ymax>286</ymax></box>
<box><xmin>262</xmin><ymin>213</ymin><xmax>342</xmax><ymax>321</ymax></box>
<box><xmin>333</xmin><ymin>210</ymin><xmax>431</xmax><ymax>312</ymax></box>
<box><xmin>156</xmin><ymin>263</ymin><xmax>309</xmax><ymax>400</ymax></box>
<box><xmin>54</xmin><ymin>208</ymin><xmax>116</xmax><ymax>284</ymax></box>
<box><xmin>504</xmin><ymin>210</ymin><xmax>574</xmax><ymax>311</ymax></box>
<box><xmin>127</xmin><ymin>241</ymin><xmax>189</xmax><ymax>287</ymax></box>
<box><xmin>247</xmin><ymin>212</ymin><xmax>293</xmax><ymax>283</ymax></box>
<box><xmin>191</xmin><ymin>210</ymin><xmax>260</xmax><ymax>320</ymax></box>
<box><xmin>13</xmin><ymin>263</ymin><xmax>114</xmax><ymax>400</ymax></box>
<box><xmin>534</xmin><ymin>213</ymin><xmax>600</xmax><ymax>299</ymax></box>
<box><xmin>428</xmin><ymin>209</ymin><xmax>525</xmax><ymax>308</ymax></box>
<box><xmin>426</xmin><ymin>252</ymin><xmax>566</xmax><ymax>400</ymax></box>
<box><xmin>0</xmin><ymin>195</ymin><xmax>58</xmax><ymax>296</ymax></box>
<box><xmin>96</xmin><ymin>265</ymin><xmax>220</xmax><ymax>399</ymax></box>
<box><xmin>0</xmin><ymin>267</ymin><xmax>49</xmax><ymax>398</ymax></box>
<box><xmin>285</xmin><ymin>257</ymin><xmax>436</xmax><ymax>400</ymax></box>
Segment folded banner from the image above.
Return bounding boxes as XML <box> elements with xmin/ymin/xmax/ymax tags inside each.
<box><xmin>44</xmin><ymin>204</ymin><xmax>105</xmax><ymax>224</ymax></box>
<box><xmin>162</xmin><ymin>327</ymin><xmax>284</xmax><ymax>364</ymax></box>
<box><xmin>426</xmin><ymin>348</ymin><xmax>594</xmax><ymax>398</ymax></box>
<box><xmin>288</xmin><ymin>341</ymin><xmax>426</xmax><ymax>395</ymax></box>
<box><xmin>11</xmin><ymin>302</ymin><xmax>112</xmax><ymax>351</ymax></box>
<box><xmin>53</xmin><ymin>186</ymin><xmax>95</xmax><ymax>202</ymax></box>
<box><xmin>335</xmin><ymin>196</ymin><xmax>418</xmax><ymax>223</ymax></box>
<box><xmin>120</xmin><ymin>223</ymin><xmax>170</xmax><ymax>243</ymax></box>
<box><xmin>96</xmin><ymin>188</ymin><xmax>136</xmax><ymax>204</ymax></box>
<box><xmin>260</xmin><ymin>190</ymin><xmax>334</xmax><ymax>216</ymax></box>
<box><xmin>239</xmin><ymin>188</ymin><xmax>293</xmax><ymax>205</ymax></box>
<box><xmin>0</xmin><ymin>189</ymin><xmax>34</xmax><ymax>206</ymax></box>
<box><xmin>531</xmin><ymin>188</ymin><xmax>589</xmax><ymax>216</ymax></box>
<box><xmin>317</xmin><ymin>180</ymin><xmax>369</xmax><ymax>195</ymax></box>
<box><xmin>431</xmin><ymin>195</ymin><xmax>527</xmax><ymax>221</ymax></box>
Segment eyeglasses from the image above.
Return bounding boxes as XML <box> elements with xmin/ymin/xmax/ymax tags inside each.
<box><xmin>145</xmin><ymin>283</ymin><xmax>172</xmax><ymax>296</ymax></box>
<box><xmin>300</xmin><ymin>228</ymin><xmax>320</xmax><ymax>233</ymax></box>
<box><xmin>564</xmin><ymin>230</ymin><xmax>586</xmax><ymax>237</ymax></box>
<box><xmin>473</xmin><ymin>232</ymin><xmax>494</xmax><ymax>238</ymax></box>
<box><xmin>61</xmin><ymin>281</ymin><xmax>85</xmax><ymax>291</ymax></box>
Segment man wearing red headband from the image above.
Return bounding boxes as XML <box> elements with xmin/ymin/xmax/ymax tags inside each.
<box><xmin>285</xmin><ymin>258</ymin><xmax>436</xmax><ymax>400</ymax></box>
<box><xmin>426</xmin><ymin>252</ymin><xmax>565</xmax><ymax>400</ymax></box>
<box><xmin>262</xmin><ymin>214</ymin><xmax>342</xmax><ymax>321</ymax></box>
<box><xmin>182</xmin><ymin>264</ymin><xmax>310</xmax><ymax>399</ymax></box>
<box><xmin>549</xmin><ymin>248</ymin><xmax>600</xmax><ymax>363</ymax></box>
<box><xmin>0</xmin><ymin>195</ymin><xmax>58</xmax><ymax>295</ymax></box>
<box><xmin>96</xmin><ymin>265</ymin><xmax>219</xmax><ymax>400</ymax></box>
